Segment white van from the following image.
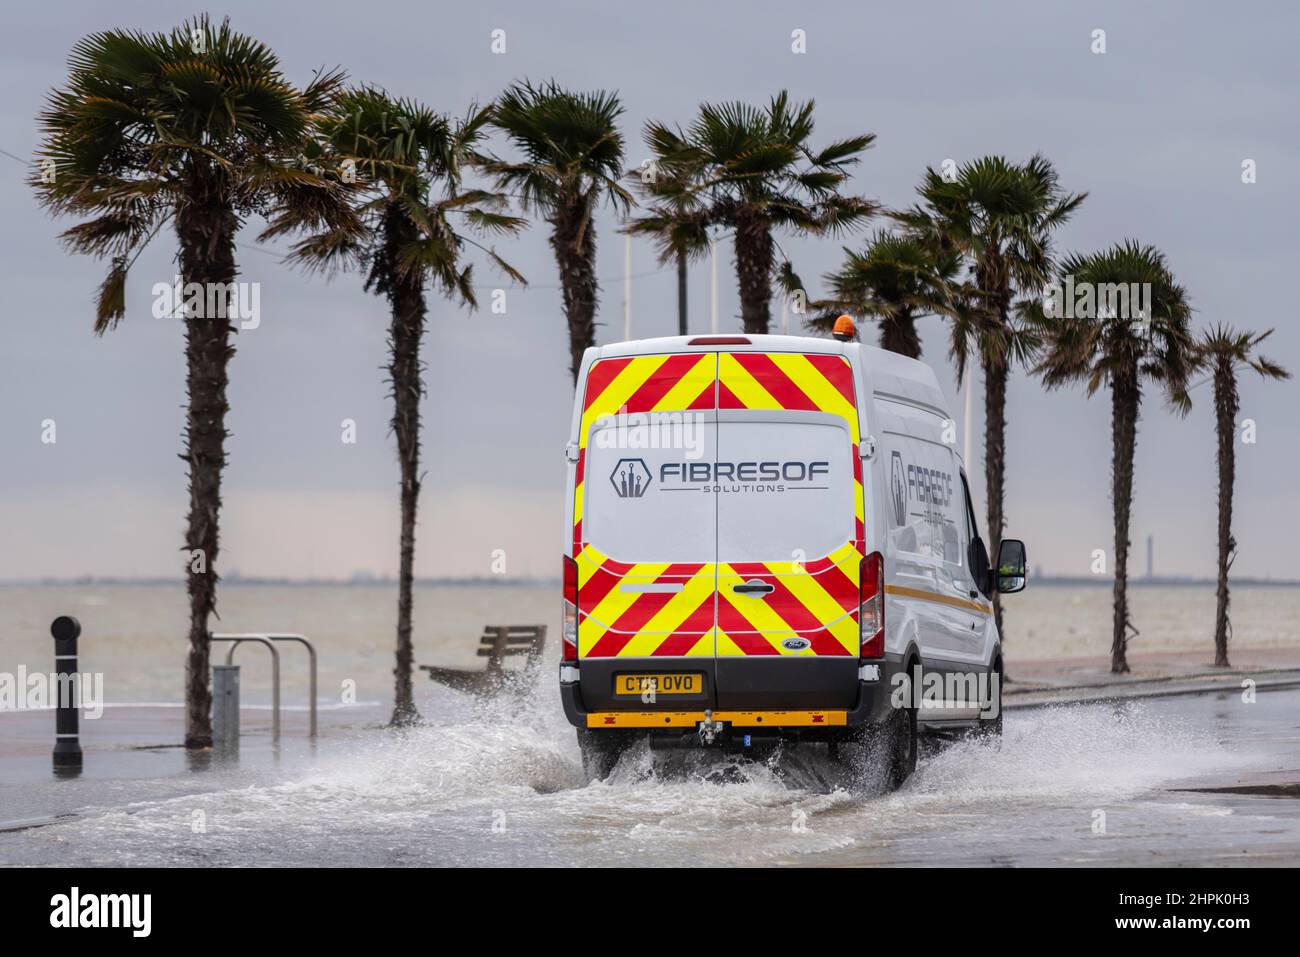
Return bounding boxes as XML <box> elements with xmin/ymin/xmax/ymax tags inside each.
<box><xmin>558</xmin><ymin>332</ymin><xmax>1027</xmax><ymax>785</ymax></box>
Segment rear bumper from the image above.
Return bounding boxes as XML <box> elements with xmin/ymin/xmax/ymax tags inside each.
<box><xmin>560</xmin><ymin>654</ymin><xmax>901</xmax><ymax>733</ymax></box>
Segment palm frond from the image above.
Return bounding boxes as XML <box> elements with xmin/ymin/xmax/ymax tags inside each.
<box><xmin>484</xmin><ymin>79</ymin><xmax>629</xmax><ymax>216</ymax></box>
<box><xmin>35</xmin><ymin>14</ymin><xmax>357</xmax><ymax>329</ymax></box>
<box><xmin>892</xmin><ymin>153</ymin><xmax>1086</xmax><ymax>374</ymax></box>
<box><xmin>1037</xmin><ymin>240</ymin><xmax>1196</xmax><ymax>406</ymax></box>
<box><xmin>93</xmin><ymin>258</ymin><xmax>128</xmax><ymax>333</ymax></box>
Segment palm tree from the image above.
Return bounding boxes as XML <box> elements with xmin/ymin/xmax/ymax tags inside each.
<box><xmin>1196</xmin><ymin>325</ymin><xmax>1289</xmax><ymax>668</ymax></box>
<box><xmin>624</xmin><ymin>155</ymin><xmax>711</xmax><ymax>336</ymax></box>
<box><xmin>1035</xmin><ymin>241</ymin><xmax>1196</xmax><ymax>673</ymax></box>
<box><xmin>894</xmin><ymin>155</ymin><xmax>1085</xmax><ymax>639</ymax></box>
<box><xmin>483</xmin><ymin>80</ymin><xmax>632</xmax><ymax>383</ymax></box>
<box><xmin>643</xmin><ymin>92</ymin><xmax>878</xmax><ymax>334</ymax></box>
<box><xmin>275</xmin><ymin>88</ymin><xmax>525</xmax><ymax>725</ymax></box>
<box><xmin>808</xmin><ymin>231</ymin><xmax>963</xmax><ymax>358</ymax></box>
<box><xmin>33</xmin><ymin>16</ymin><xmax>352</xmax><ymax>748</ymax></box>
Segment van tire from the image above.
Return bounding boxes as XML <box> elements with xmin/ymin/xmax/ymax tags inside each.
<box><xmin>879</xmin><ymin>660</ymin><xmax>919</xmax><ymax>789</ymax></box>
<box><xmin>838</xmin><ymin>668</ymin><xmax>919</xmax><ymax>789</ymax></box>
<box><xmin>883</xmin><ymin>697</ymin><xmax>918</xmax><ymax>789</ymax></box>
<box><xmin>577</xmin><ymin>730</ymin><xmax>627</xmax><ymax>781</ymax></box>
<box><xmin>980</xmin><ymin>660</ymin><xmax>1004</xmax><ymax>741</ymax></box>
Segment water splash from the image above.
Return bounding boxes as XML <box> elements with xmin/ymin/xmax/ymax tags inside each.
<box><xmin>907</xmin><ymin>700</ymin><xmax>1252</xmax><ymax>806</ymax></box>
<box><xmin>4</xmin><ymin>670</ymin><xmax>1276</xmax><ymax>866</ymax></box>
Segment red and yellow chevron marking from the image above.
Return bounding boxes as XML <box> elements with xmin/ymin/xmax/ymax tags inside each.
<box><xmin>580</xmin><ymin>353</ymin><xmax>715</xmax><ymax>447</ymax></box>
<box><xmin>715</xmin><ymin>540</ymin><xmax>862</xmax><ymax>657</ymax></box>
<box><xmin>573</xmin><ymin>350</ymin><xmax>865</xmax><ymax>659</ymax></box>
<box><xmin>716</xmin><ymin>353</ymin><xmax>858</xmax><ymax>438</ymax></box>
<box><xmin>575</xmin><ymin>544</ymin><xmax>716</xmax><ymax>658</ymax></box>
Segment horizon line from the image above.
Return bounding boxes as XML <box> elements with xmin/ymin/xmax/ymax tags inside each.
<box><xmin>3</xmin><ymin>574</ymin><xmax>1299</xmax><ymax>588</ymax></box>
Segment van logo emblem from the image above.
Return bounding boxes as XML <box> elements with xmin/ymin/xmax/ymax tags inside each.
<box><xmin>782</xmin><ymin>637</ymin><xmax>811</xmax><ymax>652</ymax></box>
<box><xmin>610</xmin><ymin>458</ymin><xmax>652</xmax><ymax>498</ymax></box>
<box><xmin>889</xmin><ymin>451</ymin><xmax>906</xmax><ymax>526</ymax></box>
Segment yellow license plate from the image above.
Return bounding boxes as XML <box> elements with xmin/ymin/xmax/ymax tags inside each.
<box><xmin>615</xmin><ymin>673</ymin><xmax>702</xmax><ymax>696</ymax></box>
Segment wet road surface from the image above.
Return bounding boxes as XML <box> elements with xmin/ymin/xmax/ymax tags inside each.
<box><xmin>2</xmin><ymin>684</ymin><xmax>1298</xmax><ymax>867</ymax></box>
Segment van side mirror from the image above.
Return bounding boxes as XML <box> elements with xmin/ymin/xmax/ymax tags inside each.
<box><xmin>996</xmin><ymin>539</ymin><xmax>1027</xmax><ymax>593</ymax></box>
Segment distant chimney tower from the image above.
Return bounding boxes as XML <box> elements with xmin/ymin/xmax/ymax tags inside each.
<box><xmin>1146</xmin><ymin>535</ymin><xmax>1154</xmax><ymax>579</ymax></box>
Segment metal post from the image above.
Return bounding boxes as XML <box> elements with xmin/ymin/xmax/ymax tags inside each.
<box><xmin>962</xmin><ymin>370</ymin><xmax>975</xmax><ymax>468</ymax></box>
<box><xmin>710</xmin><ymin>239</ymin><xmax>719</xmax><ymax>334</ymax></box>
<box><xmin>677</xmin><ymin>248</ymin><xmax>688</xmax><ymax>337</ymax></box>
<box><xmin>213</xmin><ymin>664</ymin><xmax>240</xmax><ymax>753</ymax></box>
<box><xmin>623</xmin><ymin>233</ymin><xmax>632</xmax><ymax>341</ymax></box>
<box><xmin>50</xmin><ymin>616</ymin><xmax>82</xmax><ymax>773</ymax></box>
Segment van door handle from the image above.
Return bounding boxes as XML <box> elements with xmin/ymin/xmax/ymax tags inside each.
<box><xmin>733</xmin><ymin>580</ymin><xmax>775</xmax><ymax>595</ymax></box>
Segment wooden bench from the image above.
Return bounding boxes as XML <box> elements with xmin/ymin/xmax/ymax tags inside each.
<box><xmin>419</xmin><ymin>625</ymin><xmax>547</xmax><ymax>694</ymax></box>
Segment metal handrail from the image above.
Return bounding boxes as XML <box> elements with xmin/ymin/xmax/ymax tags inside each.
<box><xmin>210</xmin><ymin>634</ymin><xmax>280</xmax><ymax>744</ymax></box>
<box><xmin>210</xmin><ymin>632</ymin><xmax>318</xmax><ymax>740</ymax></box>
<box><xmin>264</xmin><ymin>634</ymin><xmax>317</xmax><ymax>738</ymax></box>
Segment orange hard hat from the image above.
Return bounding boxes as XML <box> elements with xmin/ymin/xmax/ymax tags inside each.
<box><xmin>832</xmin><ymin>314</ymin><xmax>857</xmax><ymax>340</ymax></box>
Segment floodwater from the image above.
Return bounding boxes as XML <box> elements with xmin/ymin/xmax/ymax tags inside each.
<box><xmin>4</xmin><ymin>581</ymin><xmax>1300</xmax><ymax>707</ymax></box>
<box><xmin>3</xmin><ymin>676</ymin><xmax>1298</xmax><ymax>867</ymax></box>
<box><xmin>3</xmin><ymin>581</ymin><xmax>1299</xmax><ymax>866</ymax></box>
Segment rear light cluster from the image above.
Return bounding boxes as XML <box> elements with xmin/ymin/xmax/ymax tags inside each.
<box><xmin>859</xmin><ymin>551</ymin><xmax>884</xmax><ymax>659</ymax></box>
<box><xmin>562</xmin><ymin>555</ymin><xmax>578</xmax><ymax>661</ymax></box>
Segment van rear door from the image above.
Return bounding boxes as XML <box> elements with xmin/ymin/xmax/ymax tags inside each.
<box><xmin>574</xmin><ymin>353</ymin><xmax>719</xmax><ymax>710</ymax></box>
<box><xmin>712</xmin><ymin>352</ymin><xmax>863</xmax><ymax>708</ymax></box>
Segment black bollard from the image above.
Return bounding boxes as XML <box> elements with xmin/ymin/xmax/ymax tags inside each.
<box><xmin>51</xmin><ymin>615</ymin><xmax>83</xmax><ymax>772</ymax></box>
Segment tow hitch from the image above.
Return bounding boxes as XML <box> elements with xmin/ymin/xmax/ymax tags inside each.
<box><xmin>698</xmin><ymin>709</ymin><xmax>724</xmax><ymax>745</ymax></box>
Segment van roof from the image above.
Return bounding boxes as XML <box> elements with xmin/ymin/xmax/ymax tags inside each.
<box><xmin>590</xmin><ymin>334</ymin><xmax>948</xmax><ymax>415</ymax></box>
<box><xmin>591</xmin><ymin>333</ymin><xmax>846</xmax><ymax>360</ymax></box>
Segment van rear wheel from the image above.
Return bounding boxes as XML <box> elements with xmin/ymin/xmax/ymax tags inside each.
<box><xmin>979</xmin><ymin>662</ymin><xmax>1004</xmax><ymax>741</ymax></box>
<box><xmin>875</xmin><ymin>662</ymin><xmax>919</xmax><ymax>789</ymax></box>
<box><xmin>577</xmin><ymin>730</ymin><xmax>628</xmax><ymax>781</ymax></box>
<box><xmin>883</xmin><ymin>698</ymin><xmax>918</xmax><ymax>789</ymax></box>
<box><xmin>836</xmin><ymin>700</ymin><xmax>918</xmax><ymax>790</ymax></box>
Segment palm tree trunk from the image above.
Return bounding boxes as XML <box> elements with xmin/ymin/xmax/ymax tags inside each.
<box><xmin>1110</xmin><ymin>362</ymin><xmax>1141</xmax><ymax>674</ymax></box>
<box><xmin>388</xmin><ymin>257</ymin><xmax>427</xmax><ymax>727</ymax></box>
<box><xmin>552</xmin><ymin>202</ymin><xmax>599</xmax><ymax>384</ymax></box>
<box><xmin>1212</xmin><ymin>357</ymin><xmax>1237</xmax><ymax>668</ymax></box>
<box><xmin>733</xmin><ymin>211</ymin><xmax>773</xmax><ymax>334</ymax></box>
<box><xmin>176</xmin><ymin>196</ymin><xmax>239</xmax><ymax>750</ymax></box>
<box><xmin>676</xmin><ymin>247</ymin><xmax>688</xmax><ymax>337</ymax></box>
<box><xmin>879</xmin><ymin>311</ymin><xmax>921</xmax><ymax>359</ymax></box>
<box><xmin>982</xmin><ymin>355</ymin><xmax>1008</xmax><ymax>639</ymax></box>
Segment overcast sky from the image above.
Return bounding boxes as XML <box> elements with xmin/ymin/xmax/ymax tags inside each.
<box><xmin>1</xmin><ymin>0</ymin><xmax>1297</xmax><ymax>582</ymax></box>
